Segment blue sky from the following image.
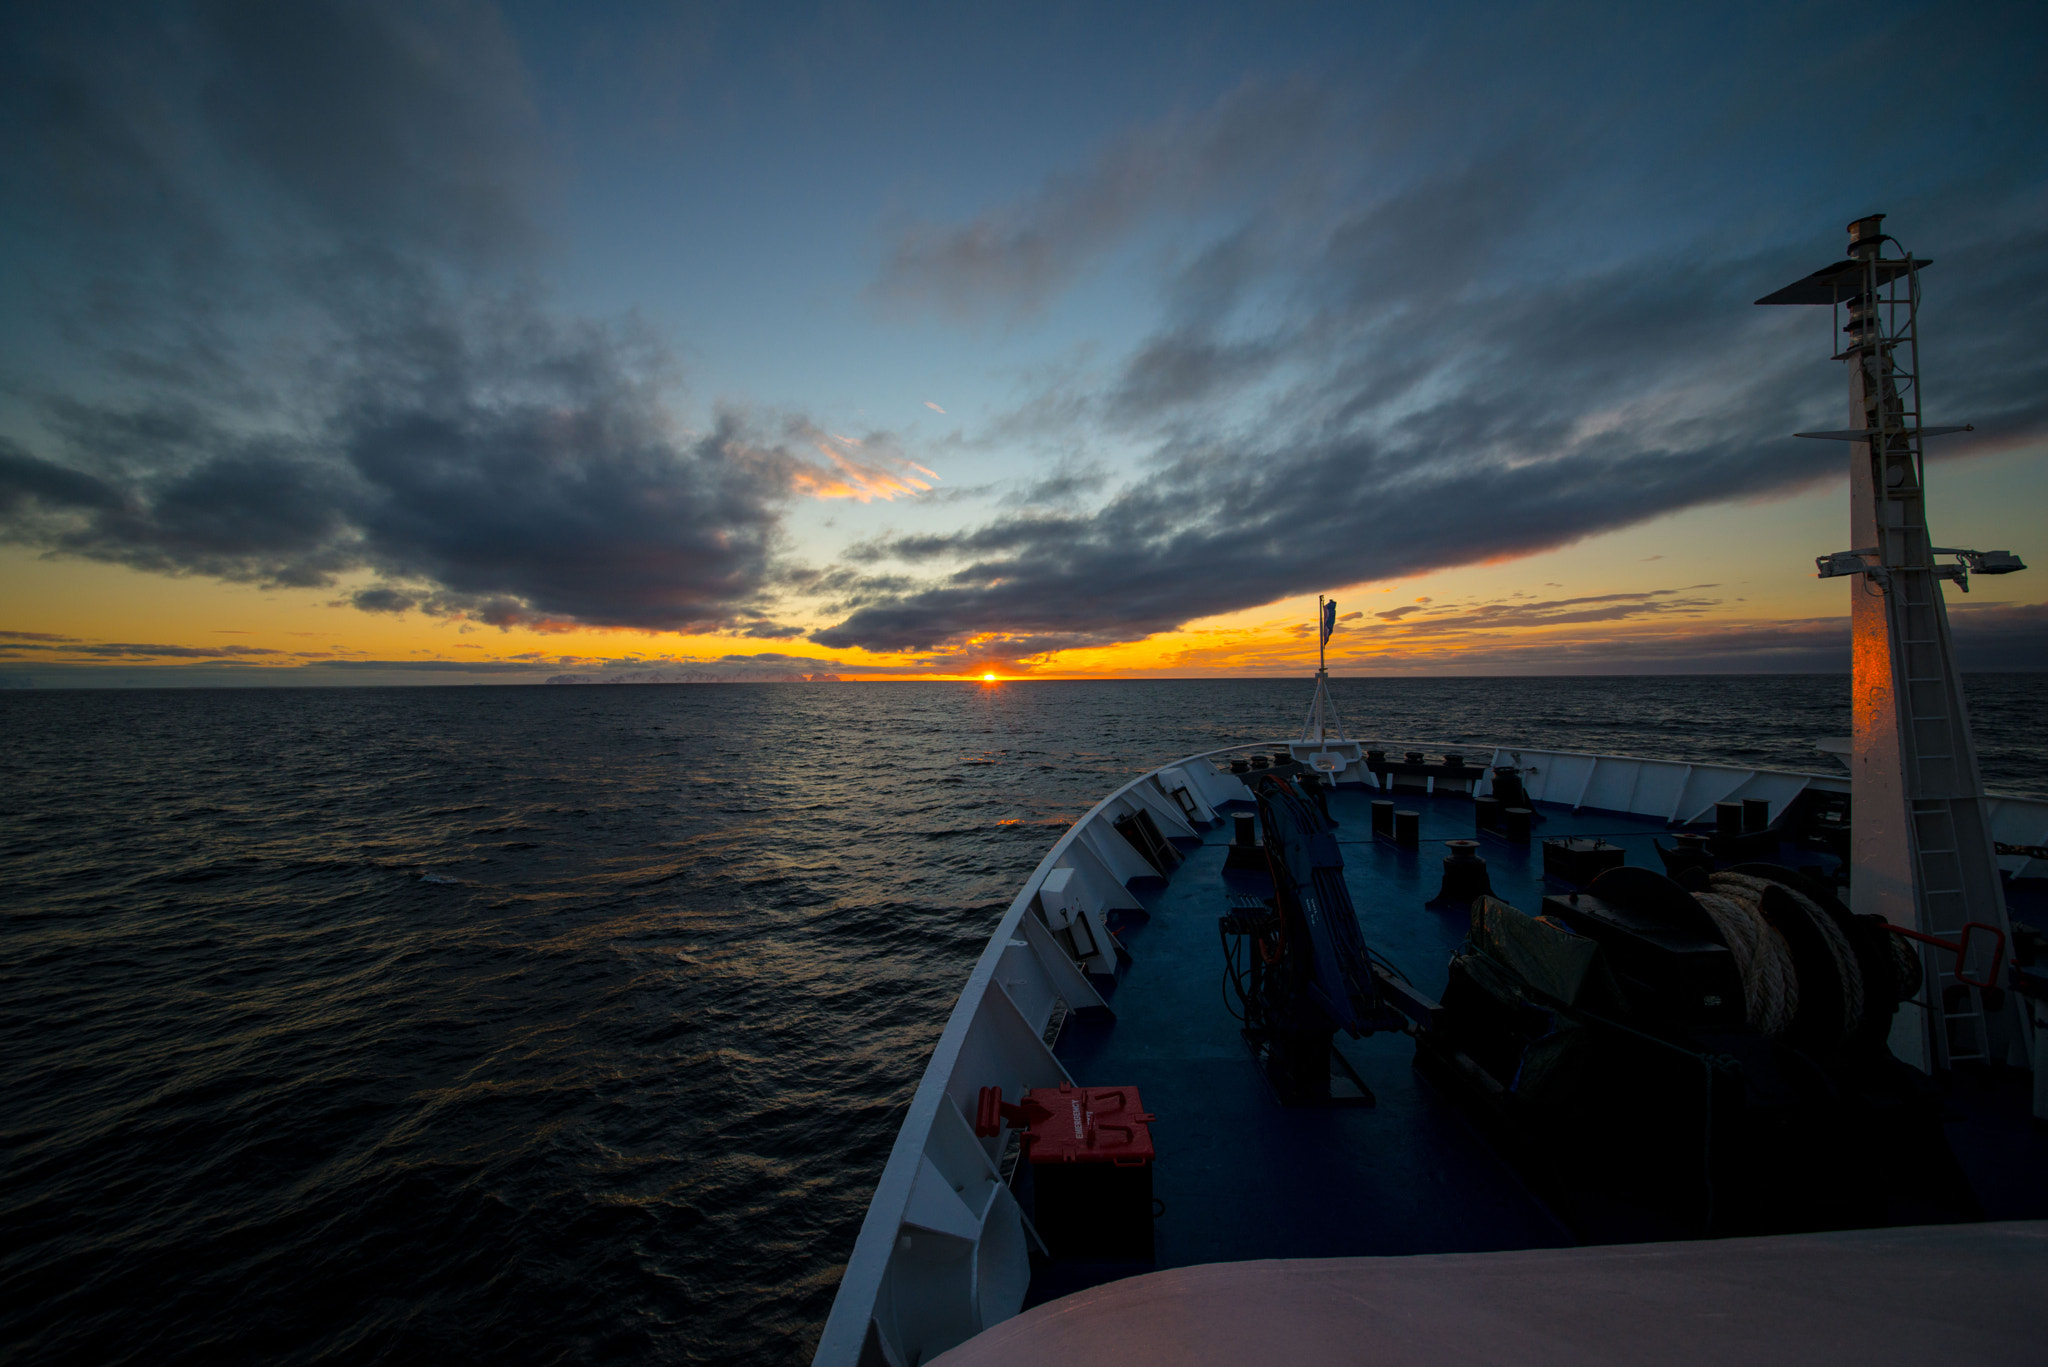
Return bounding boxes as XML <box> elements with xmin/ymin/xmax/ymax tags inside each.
<box><xmin>1</xmin><ymin>0</ymin><xmax>2044</xmax><ymax>682</ymax></box>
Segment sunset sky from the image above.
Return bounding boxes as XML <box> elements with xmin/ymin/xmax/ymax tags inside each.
<box><xmin>2</xmin><ymin>1</ymin><xmax>2044</xmax><ymax>685</ymax></box>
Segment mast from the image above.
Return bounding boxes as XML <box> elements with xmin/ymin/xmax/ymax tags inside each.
<box><xmin>1300</xmin><ymin>594</ymin><xmax>1346</xmax><ymax>745</ymax></box>
<box><xmin>1758</xmin><ymin>214</ymin><xmax>2026</xmax><ymax>1072</ymax></box>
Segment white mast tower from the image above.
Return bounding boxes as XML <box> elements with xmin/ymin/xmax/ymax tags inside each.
<box><xmin>1758</xmin><ymin>214</ymin><xmax>2025</xmax><ymax>1072</ymax></box>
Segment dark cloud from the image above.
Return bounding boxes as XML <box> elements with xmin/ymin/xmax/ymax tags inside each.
<box><xmin>320</xmin><ymin>659</ymin><xmax>552</xmax><ymax>673</ymax></box>
<box><xmin>2</xmin><ymin>641</ymin><xmax>292</xmax><ymax>659</ymax></box>
<box><xmin>0</xmin><ymin>1</ymin><xmax>832</xmax><ymax>635</ymax></box>
<box><xmin>1946</xmin><ymin>600</ymin><xmax>2048</xmax><ymax>673</ymax></box>
<box><xmin>1004</xmin><ymin>467</ymin><xmax>1109</xmax><ymax>509</ymax></box>
<box><xmin>545</xmin><ymin>651</ymin><xmax>911</xmax><ymax>683</ymax></box>
<box><xmin>809</xmin><ymin>347</ymin><xmax>1835</xmax><ymax>654</ymax></box>
<box><xmin>714</xmin><ymin>651</ymin><xmax>899</xmax><ymax>675</ymax></box>
<box><xmin>868</xmin><ymin>78</ymin><xmax>1333</xmax><ymax>322</ymax></box>
<box><xmin>1361</xmin><ymin>590</ymin><xmax>1720</xmax><ymax>636</ymax></box>
<box><xmin>350</xmin><ymin>587</ymin><xmax>417</xmax><ymax>614</ymax></box>
<box><xmin>1346</xmin><ymin>599</ymin><xmax>2048</xmax><ymax>676</ymax></box>
<box><xmin>1106</xmin><ymin>330</ymin><xmax>1287</xmax><ymax>421</ymax></box>
<box><xmin>826</xmin><ymin>9</ymin><xmax>2048</xmax><ymax>657</ymax></box>
<box><xmin>195</xmin><ymin>0</ymin><xmax>543</xmax><ymax>266</ymax></box>
<box><xmin>729</xmin><ymin>619</ymin><xmax>806</xmax><ymax>639</ymax></box>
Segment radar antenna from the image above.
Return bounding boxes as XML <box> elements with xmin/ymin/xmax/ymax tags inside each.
<box><xmin>1759</xmin><ymin>214</ymin><xmax>2025</xmax><ymax>1073</ymax></box>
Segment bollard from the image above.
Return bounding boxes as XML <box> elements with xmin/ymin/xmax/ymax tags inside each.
<box><xmin>1474</xmin><ymin>796</ymin><xmax>1502</xmax><ymax>832</ymax></box>
<box><xmin>1503</xmin><ymin>807</ymin><xmax>1533</xmax><ymax>843</ymax></box>
<box><xmin>1429</xmin><ymin>839</ymin><xmax>1494</xmax><ymax>907</ymax></box>
<box><xmin>1394</xmin><ymin>810</ymin><xmax>1420</xmax><ymax>847</ymax></box>
<box><xmin>1743</xmin><ymin>798</ymin><xmax>1770</xmax><ymax>834</ymax></box>
<box><xmin>1224</xmin><ymin>810</ymin><xmax>1268</xmax><ymax>872</ymax></box>
<box><xmin>1371</xmin><ymin>800</ymin><xmax>1394</xmax><ymax>836</ymax></box>
<box><xmin>1715</xmin><ymin>801</ymin><xmax>1744</xmax><ymax>838</ymax></box>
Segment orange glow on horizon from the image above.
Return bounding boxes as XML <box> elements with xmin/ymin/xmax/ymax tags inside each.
<box><xmin>7</xmin><ymin>449</ymin><xmax>2041</xmax><ymax>684</ymax></box>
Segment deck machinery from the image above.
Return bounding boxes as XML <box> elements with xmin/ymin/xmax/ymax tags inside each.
<box><xmin>806</xmin><ymin>217</ymin><xmax>2046</xmax><ymax>1367</ymax></box>
<box><xmin>1413</xmin><ymin>215</ymin><xmax>2034</xmax><ymax>1234</ymax></box>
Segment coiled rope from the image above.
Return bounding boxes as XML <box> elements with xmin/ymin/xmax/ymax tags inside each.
<box><xmin>1694</xmin><ymin>886</ymin><xmax>1798</xmax><ymax>1037</ymax></box>
<box><xmin>1711</xmin><ymin>871</ymin><xmax>1866</xmax><ymax>1042</ymax></box>
<box><xmin>1889</xmin><ymin>930</ymin><xmax>1921</xmax><ymax>1002</ymax></box>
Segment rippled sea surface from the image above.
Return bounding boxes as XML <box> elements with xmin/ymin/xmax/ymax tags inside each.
<box><xmin>4</xmin><ymin>675</ymin><xmax>2044</xmax><ymax>1366</ymax></box>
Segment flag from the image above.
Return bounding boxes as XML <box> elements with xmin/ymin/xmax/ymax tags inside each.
<box><xmin>1320</xmin><ymin>599</ymin><xmax>1336</xmax><ymax>645</ymax></box>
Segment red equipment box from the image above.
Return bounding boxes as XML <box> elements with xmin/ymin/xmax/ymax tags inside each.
<box><xmin>979</xmin><ymin>1081</ymin><xmax>1158</xmax><ymax>1263</ymax></box>
<box><xmin>1019</xmin><ymin>1081</ymin><xmax>1155</xmax><ymax>1165</ymax></box>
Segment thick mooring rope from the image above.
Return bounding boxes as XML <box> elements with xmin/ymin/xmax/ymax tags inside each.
<box><xmin>1889</xmin><ymin>928</ymin><xmax>1922</xmax><ymax>1002</ymax></box>
<box><xmin>1710</xmin><ymin>871</ymin><xmax>1865</xmax><ymax>1041</ymax></box>
<box><xmin>1694</xmin><ymin>886</ymin><xmax>1798</xmax><ymax>1037</ymax></box>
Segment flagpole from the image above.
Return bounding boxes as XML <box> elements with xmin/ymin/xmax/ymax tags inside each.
<box><xmin>1302</xmin><ymin>595</ymin><xmax>1344</xmax><ymax>747</ymax></box>
<box><xmin>1318</xmin><ymin>595</ymin><xmax>1326</xmax><ymax>675</ymax></box>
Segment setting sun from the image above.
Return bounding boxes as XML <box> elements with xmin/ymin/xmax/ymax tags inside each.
<box><xmin>983</xmin><ymin>673</ymin><xmax>998</xmax><ymax>682</ymax></box>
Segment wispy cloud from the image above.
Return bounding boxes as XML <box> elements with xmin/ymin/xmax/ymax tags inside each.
<box><xmin>821</xmin><ymin>15</ymin><xmax>2048</xmax><ymax>660</ymax></box>
<box><xmin>788</xmin><ymin>434</ymin><xmax>938</xmax><ymax>502</ymax></box>
<box><xmin>0</xmin><ymin>639</ymin><xmax>288</xmax><ymax>659</ymax></box>
<box><xmin>1360</xmin><ymin>589</ymin><xmax>1720</xmax><ymax>636</ymax></box>
<box><xmin>869</xmin><ymin>78</ymin><xmax>1333</xmax><ymax>322</ymax></box>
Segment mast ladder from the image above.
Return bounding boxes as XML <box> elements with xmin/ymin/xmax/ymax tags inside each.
<box><xmin>1762</xmin><ymin>214</ymin><xmax>2022</xmax><ymax>1072</ymax></box>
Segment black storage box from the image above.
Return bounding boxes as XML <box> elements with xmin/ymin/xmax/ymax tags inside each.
<box><xmin>1543</xmin><ymin>837</ymin><xmax>1625</xmax><ymax>885</ymax></box>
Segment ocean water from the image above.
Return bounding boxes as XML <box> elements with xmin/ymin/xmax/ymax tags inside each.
<box><xmin>3</xmin><ymin>674</ymin><xmax>2044</xmax><ymax>1366</ymax></box>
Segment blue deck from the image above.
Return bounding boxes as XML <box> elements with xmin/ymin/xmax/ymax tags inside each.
<box><xmin>1040</xmin><ymin>777</ymin><xmax>2048</xmax><ymax>1302</ymax></box>
<box><xmin>1047</xmin><ymin>783</ymin><xmax>1711</xmax><ymax>1280</ymax></box>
